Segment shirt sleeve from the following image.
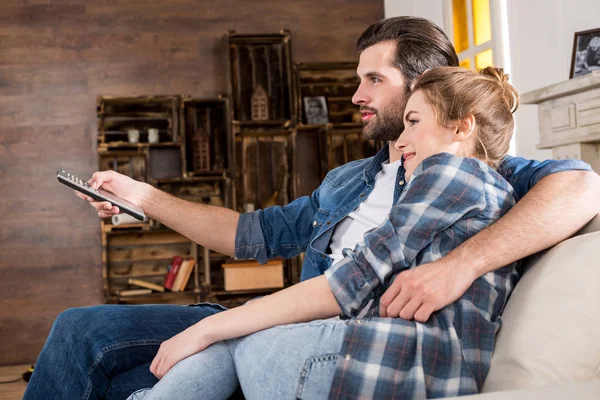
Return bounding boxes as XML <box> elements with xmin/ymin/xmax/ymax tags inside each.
<box><xmin>235</xmin><ymin>185</ymin><xmax>321</xmax><ymax>263</ymax></box>
<box><xmin>498</xmin><ymin>156</ymin><xmax>592</xmax><ymax>200</ymax></box>
<box><xmin>324</xmin><ymin>153</ymin><xmax>490</xmax><ymax>317</ymax></box>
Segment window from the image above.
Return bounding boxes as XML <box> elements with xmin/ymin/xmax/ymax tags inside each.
<box><xmin>444</xmin><ymin>0</ymin><xmax>510</xmax><ymax>71</ymax></box>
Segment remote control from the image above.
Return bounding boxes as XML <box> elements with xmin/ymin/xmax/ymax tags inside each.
<box><xmin>57</xmin><ymin>169</ymin><xmax>147</xmax><ymax>222</ymax></box>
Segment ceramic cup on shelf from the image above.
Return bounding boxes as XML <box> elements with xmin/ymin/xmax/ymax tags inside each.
<box><xmin>127</xmin><ymin>129</ymin><xmax>140</xmax><ymax>144</ymax></box>
<box><xmin>148</xmin><ymin>128</ymin><xmax>159</xmax><ymax>143</ymax></box>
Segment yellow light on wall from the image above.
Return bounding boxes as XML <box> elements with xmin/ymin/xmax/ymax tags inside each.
<box><xmin>472</xmin><ymin>0</ymin><xmax>492</xmax><ymax>45</ymax></box>
<box><xmin>452</xmin><ymin>0</ymin><xmax>469</xmax><ymax>53</ymax></box>
<box><xmin>475</xmin><ymin>49</ymin><xmax>493</xmax><ymax>69</ymax></box>
<box><xmin>459</xmin><ymin>58</ymin><xmax>472</xmax><ymax>69</ymax></box>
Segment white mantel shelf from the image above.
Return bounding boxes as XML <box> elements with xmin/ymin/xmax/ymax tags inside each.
<box><xmin>521</xmin><ymin>70</ymin><xmax>600</xmax><ymax>105</ymax></box>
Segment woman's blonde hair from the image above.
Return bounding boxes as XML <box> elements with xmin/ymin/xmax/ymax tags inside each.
<box><xmin>413</xmin><ymin>66</ymin><xmax>519</xmax><ymax>169</ymax></box>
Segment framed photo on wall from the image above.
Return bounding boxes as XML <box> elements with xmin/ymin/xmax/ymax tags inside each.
<box><xmin>303</xmin><ymin>96</ymin><xmax>329</xmax><ymax>125</ymax></box>
<box><xmin>570</xmin><ymin>27</ymin><xmax>600</xmax><ymax>78</ymax></box>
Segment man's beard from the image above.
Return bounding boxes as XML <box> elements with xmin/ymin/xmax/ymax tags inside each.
<box><xmin>361</xmin><ymin>97</ymin><xmax>407</xmax><ymax>141</ymax></box>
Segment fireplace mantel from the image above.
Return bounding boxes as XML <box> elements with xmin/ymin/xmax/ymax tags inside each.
<box><xmin>521</xmin><ymin>70</ymin><xmax>600</xmax><ymax>172</ymax></box>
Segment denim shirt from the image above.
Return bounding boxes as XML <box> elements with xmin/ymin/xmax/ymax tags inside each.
<box><xmin>235</xmin><ymin>146</ymin><xmax>592</xmax><ymax>281</ymax></box>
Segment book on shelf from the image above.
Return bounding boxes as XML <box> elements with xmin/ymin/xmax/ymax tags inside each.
<box><xmin>172</xmin><ymin>259</ymin><xmax>195</xmax><ymax>292</ymax></box>
<box><xmin>118</xmin><ymin>289</ymin><xmax>153</xmax><ymax>297</ymax></box>
<box><xmin>127</xmin><ymin>278</ymin><xmax>165</xmax><ymax>292</ymax></box>
<box><xmin>163</xmin><ymin>256</ymin><xmax>183</xmax><ymax>290</ymax></box>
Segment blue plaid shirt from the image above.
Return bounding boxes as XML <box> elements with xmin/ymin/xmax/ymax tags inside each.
<box><xmin>324</xmin><ymin>153</ymin><xmax>519</xmax><ymax>399</ymax></box>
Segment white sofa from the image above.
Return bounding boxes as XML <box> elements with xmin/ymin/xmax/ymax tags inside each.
<box><xmin>449</xmin><ymin>214</ymin><xmax>600</xmax><ymax>398</ymax></box>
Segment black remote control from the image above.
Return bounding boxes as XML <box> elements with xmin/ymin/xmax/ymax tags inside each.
<box><xmin>57</xmin><ymin>169</ymin><xmax>147</xmax><ymax>222</ymax></box>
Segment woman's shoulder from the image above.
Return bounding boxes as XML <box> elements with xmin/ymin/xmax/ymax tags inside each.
<box><xmin>413</xmin><ymin>153</ymin><xmax>516</xmax><ymax>202</ymax></box>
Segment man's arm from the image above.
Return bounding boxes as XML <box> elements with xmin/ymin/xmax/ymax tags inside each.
<box><xmin>81</xmin><ymin>169</ymin><xmax>320</xmax><ymax>259</ymax></box>
<box><xmin>79</xmin><ymin>170</ymin><xmax>240</xmax><ymax>256</ymax></box>
<box><xmin>380</xmin><ymin>170</ymin><xmax>600</xmax><ymax>322</ymax></box>
<box><xmin>141</xmin><ymin>187</ymin><xmax>240</xmax><ymax>256</ymax></box>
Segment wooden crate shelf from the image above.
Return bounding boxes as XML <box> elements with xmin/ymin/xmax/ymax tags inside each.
<box><xmin>94</xmin><ymin>36</ymin><xmax>384</xmax><ymax>307</ymax></box>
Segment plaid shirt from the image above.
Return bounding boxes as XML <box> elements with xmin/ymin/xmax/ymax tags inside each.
<box><xmin>324</xmin><ymin>153</ymin><xmax>520</xmax><ymax>399</ymax></box>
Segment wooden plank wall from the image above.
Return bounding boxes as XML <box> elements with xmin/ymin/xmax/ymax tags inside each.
<box><xmin>0</xmin><ymin>0</ymin><xmax>383</xmax><ymax>365</ymax></box>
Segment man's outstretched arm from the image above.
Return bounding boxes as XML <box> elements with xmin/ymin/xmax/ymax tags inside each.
<box><xmin>79</xmin><ymin>170</ymin><xmax>240</xmax><ymax>256</ymax></box>
<box><xmin>380</xmin><ymin>170</ymin><xmax>600</xmax><ymax>322</ymax></box>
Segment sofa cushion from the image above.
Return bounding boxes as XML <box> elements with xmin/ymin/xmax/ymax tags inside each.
<box><xmin>482</xmin><ymin>231</ymin><xmax>600</xmax><ymax>392</ymax></box>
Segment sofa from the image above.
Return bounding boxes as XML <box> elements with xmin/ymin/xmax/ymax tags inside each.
<box><xmin>447</xmin><ymin>214</ymin><xmax>600</xmax><ymax>399</ymax></box>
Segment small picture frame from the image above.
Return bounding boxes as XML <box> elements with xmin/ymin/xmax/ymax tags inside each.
<box><xmin>570</xmin><ymin>27</ymin><xmax>600</xmax><ymax>78</ymax></box>
<box><xmin>303</xmin><ymin>96</ymin><xmax>329</xmax><ymax>125</ymax></box>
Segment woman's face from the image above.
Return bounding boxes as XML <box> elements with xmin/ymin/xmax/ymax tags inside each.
<box><xmin>394</xmin><ymin>90</ymin><xmax>460</xmax><ymax>180</ymax></box>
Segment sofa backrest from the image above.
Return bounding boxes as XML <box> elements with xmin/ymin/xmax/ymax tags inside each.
<box><xmin>482</xmin><ymin>215</ymin><xmax>600</xmax><ymax>392</ymax></box>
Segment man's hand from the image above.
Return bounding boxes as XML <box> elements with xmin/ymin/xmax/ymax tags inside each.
<box><xmin>75</xmin><ymin>170</ymin><xmax>150</xmax><ymax>218</ymax></box>
<box><xmin>150</xmin><ymin>325</ymin><xmax>212</xmax><ymax>380</ymax></box>
<box><xmin>379</xmin><ymin>260</ymin><xmax>477</xmax><ymax>322</ymax></box>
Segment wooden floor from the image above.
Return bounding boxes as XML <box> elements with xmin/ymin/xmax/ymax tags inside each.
<box><xmin>0</xmin><ymin>365</ymin><xmax>28</xmax><ymax>400</ymax></box>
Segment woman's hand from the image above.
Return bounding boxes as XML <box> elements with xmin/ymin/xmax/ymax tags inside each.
<box><xmin>149</xmin><ymin>325</ymin><xmax>213</xmax><ymax>379</ymax></box>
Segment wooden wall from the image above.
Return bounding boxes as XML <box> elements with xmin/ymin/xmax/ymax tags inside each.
<box><xmin>0</xmin><ymin>0</ymin><xmax>384</xmax><ymax>365</ymax></box>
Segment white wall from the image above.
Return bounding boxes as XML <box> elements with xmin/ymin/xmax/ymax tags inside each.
<box><xmin>384</xmin><ymin>0</ymin><xmax>444</xmax><ymax>27</ymax></box>
<box><xmin>384</xmin><ymin>0</ymin><xmax>600</xmax><ymax>161</ymax></box>
<box><xmin>507</xmin><ymin>0</ymin><xmax>600</xmax><ymax>160</ymax></box>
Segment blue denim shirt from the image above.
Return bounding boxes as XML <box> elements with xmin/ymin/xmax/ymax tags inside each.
<box><xmin>234</xmin><ymin>146</ymin><xmax>592</xmax><ymax>281</ymax></box>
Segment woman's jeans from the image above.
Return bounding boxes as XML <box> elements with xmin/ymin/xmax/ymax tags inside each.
<box><xmin>127</xmin><ymin>318</ymin><xmax>349</xmax><ymax>400</ymax></box>
<box><xmin>23</xmin><ymin>303</ymin><xmax>226</xmax><ymax>400</ymax></box>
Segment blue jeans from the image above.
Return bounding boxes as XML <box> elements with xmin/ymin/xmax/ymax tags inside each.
<box><xmin>127</xmin><ymin>318</ymin><xmax>348</xmax><ymax>400</ymax></box>
<box><xmin>23</xmin><ymin>303</ymin><xmax>226</xmax><ymax>400</ymax></box>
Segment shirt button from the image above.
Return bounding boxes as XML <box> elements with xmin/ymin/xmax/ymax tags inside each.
<box><xmin>313</xmin><ymin>220</ymin><xmax>317</xmax><ymax>227</ymax></box>
<box><xmin>399</xmin><ymin>180</ymin><xmax>405</xmax><ymax>186</ymax></box>
<box><xmin>345</xmin><ymin>354</ymin><xmax>351</xmax><ymax>361</ymax></box>
<box><xmin>359</xmin><ymin>193</ymin><xmax>365</xmax><ymax>198</ymax></box>
<box><xmin>326</xmin><ymin>221</ymin><xmax>331</xmax><ymax>225</ymax></box>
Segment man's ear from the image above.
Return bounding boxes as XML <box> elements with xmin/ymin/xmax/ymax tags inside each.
<box><xmin>454</xmin><ymin>114</ymin><xmax>476</xmax><ymax>143</ymax></box>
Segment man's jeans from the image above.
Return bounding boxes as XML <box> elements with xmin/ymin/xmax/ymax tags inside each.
<box><xmin>127</xmin><ymin>318</ymin><xmax>348</xmax><ymax>400</ymax></box>
<box><xmin>23</xmin><ymin>303</ymin><xmax>225</xmax><ymax>400</ymax></box>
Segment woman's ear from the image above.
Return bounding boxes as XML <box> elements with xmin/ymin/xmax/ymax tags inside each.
<box><xmin>454</xmin><ymin>114</ymin><xmax>476</xmax><ymax>143</ymax></box>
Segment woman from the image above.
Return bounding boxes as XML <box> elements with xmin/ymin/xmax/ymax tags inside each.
<box><xmin>128</xmin><ymin>66</ymin><xmax>521</xmax><ymax>399</ymax></box>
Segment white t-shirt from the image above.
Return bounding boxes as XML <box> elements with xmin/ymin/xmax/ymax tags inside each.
<box><xmin>328</xmin><ymin>159</ymin><xmax>401</xmax><ymax>264</ymax></box>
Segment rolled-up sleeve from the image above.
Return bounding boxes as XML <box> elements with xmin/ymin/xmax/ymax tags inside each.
<box><xmin>325</xmin><ymin>154</ymin><xmax>491</xmax><ymax>317</ymax></box>
<box><xmin>234</xmin><ymin>211</ymin><xmax>270</xmax><ymax>263</ymax></box>
<box><xmin>235</xmin><ymin>187</ymin><xmax>321</xmax><ymax>264</ymax></box>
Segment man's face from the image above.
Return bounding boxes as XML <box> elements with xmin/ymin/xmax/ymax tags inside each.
<box><xmin>353</xmin><ymin>40</ymin><xmax>409</xmax><ymax>141</ymax></box>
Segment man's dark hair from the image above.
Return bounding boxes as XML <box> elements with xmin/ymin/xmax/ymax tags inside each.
<box><xmin>357</xmin><ymin>17</ymin><xmax>460</xmax><ymax>90</ymax></box>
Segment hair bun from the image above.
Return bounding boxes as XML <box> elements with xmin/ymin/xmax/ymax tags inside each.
<box><xmin>480</xmin><ymin>66</ymin><xmax>519</xmax><ymax>113</ymax></box>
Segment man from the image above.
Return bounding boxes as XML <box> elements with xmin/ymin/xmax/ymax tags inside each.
<box><xmin>25</xmin><ymin>17</ymin><xmax>599</xmax><ymax>400</ymax></box>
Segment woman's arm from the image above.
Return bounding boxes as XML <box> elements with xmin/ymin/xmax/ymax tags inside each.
<box><xmin>150</xmin><ymin>275</ymin><xmax>338</xmax><ymax>378</ymax></box>
<box><xmin>200</xmin><ymin>276</ymin><xmax>338</xmax><ymax>342</ymax></box>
